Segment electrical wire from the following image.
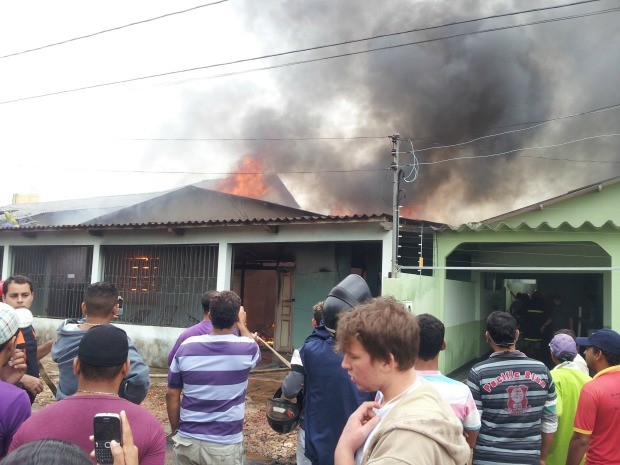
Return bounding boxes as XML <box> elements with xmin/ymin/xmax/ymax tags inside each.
<box><xmin>0</xmin><ymin>0</ymin><xmax>603</xmax><ymax>61</ymax></box>
<box><xmin>402</xmin><ymin>139</ymin><xmax>420</xmax><ymax>183</ymax></box>
<box><xmin>2</xmin><ymin>5</ymin><xmax>618</xmax><ymax>105</ymax></box>
<box><xmin>0</xmin><ymin>0</ymin><xmax>231</xmax><ymax>59</ymax></box>
<box><xmin>413</xmin><ymin>103</ymin><xmax>620</xmax><ymax>152</ymax></box>
<box><xmin>419</xmin><ymin>133</ymin><xmax>620</xmax><ymax>165</ymax></box>
<box><xmin>7</xmin><ymin>100</ymin><xmax>615</xmax><ymax>144</ymax></box>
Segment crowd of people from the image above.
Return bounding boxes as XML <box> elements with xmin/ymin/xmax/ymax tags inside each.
<box><xmin>0</xmin><ymin>273</ymin><xmax>619</xmax><ymax>465</ymax></box>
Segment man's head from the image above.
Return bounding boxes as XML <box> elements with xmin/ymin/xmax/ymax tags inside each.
<box><xmin>552</xmin><ymin>294</ymin><xmax>562</xmax><ymax>305</ymax></box>
<box><xmin>0</xmin><ymin>302</ymin><xmax>20</xmax><ymax>365</ymax></box>
<box><xmin>416</xmin><ymin>313</ymin><xmax>446</xmax><ymax>361</ymax></box>
<box><xmin>201</xmin><ymin>290</ymin><xmax>219</xmax><ymax>314</ymax></box>
<box><xmin>549</xmin><ymin>333</ymin><xmax>578</xmax><ymax>364</ymax></box>
<box><xmin>83</xmin><ymin>282</ymin><xmax>119</xmax><ymax>318</ymax></box>
<box><xmin>74</xmin><ymin>324</ymin><xmax>129</xmax><ymax>382</ymax></box>
<box><xmin>576</xmin><ymin>329</ymin><xmax>620</xmax><ymax>371</ymax></box>
<box><xmin>486</xmin><ymin>311</ymin><xmax>519</xmax><ymax>349</ymax></box>
<box><xmin>209</xmin><ymin>291</ymin><xmax>241</xmax><ymax>329</ymax></box>
<box><xmin>337</xmin><ymin>297</ymin><xmax>419</xmax><ymax>392</ymax></box>
<box><xmin>312</xmin><ymin>301</ymin><xmax>324</xmax><ymax>327</ymax></box>
<box><xmin>2</xmin><ymin>275</ymin><xmax>34</xmax><ymax>309</ymax></box>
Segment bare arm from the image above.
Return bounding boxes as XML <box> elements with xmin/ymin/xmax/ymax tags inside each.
<box><xmin>566</xmin><ymin>432</ymin><xmax>590</xmax><ymax>465</ymax></box>
<box><xmin>236</xmin><ymin>306</ymin><xmax>254</xmax><ymax>339</ymax></box>
<box><xmin>464</xmin><ymin>429</ymin><xmax>478</xmax><ymax>449</ymax></box>
<box><xmin>539</xmin><ymin>431</ymin><xmax>554</xmax><ymax>465</ymax></box>
<box><xmin>166</xmin><ymin>388</ymin><xmax>182</xmax><ymax>434</ymax></box>
<box><xmin>36</xmin><ymin>338</ymin><xmax>55</xmax><ymax>360</ymax></box>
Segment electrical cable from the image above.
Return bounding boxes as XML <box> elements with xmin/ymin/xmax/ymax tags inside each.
<box><xmin>419</xmin><ymin>133</ymin><xmax>620</xmax><ymax>165</ymax></box>
<box><xmin>0</xmin><ymin>0</ymin><xmax>231</xmax><ymax>59</ymax></box>
<box><xmin>402</xmin><ymin>139</ymin><xmax>420</xmax><ymax>183</ymax></box>
<box><xmin>10</xmin><ymin>100</ymin><xmax>615</xmax><ymax>144</ymax></box>
<box><xmin>0</xmin><ymin>0</ymin><xmax>603</xmax><ymax>60</ymax></box>
<box><xmin>414</xmin><ymin>103</ymin><xmax>620</xmax><ymax>152</ymax></box>
<box><xmin>1</xmin><ymin>5</ymin><xmax>617</xmax><ymax>105</ymax></box>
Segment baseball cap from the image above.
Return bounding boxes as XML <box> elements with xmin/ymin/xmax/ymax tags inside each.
<box><xmin>576</xmin><ymin>329</ymin><xmax>620</xmax><ymax>356</ymax></box>
<box><xmin>0</xmin><ymin>302</ymin><xmax>19</xmax><ymax>345</ymax></box>
<box><xmin>549</xmin><ymin>333</ymin><xmax>577</xmax><ymax>358</ymax></box>
<box><xmin>78</xmin><ymin>324</ymin><xmax>129</xmax><ymax>367</ymax></box>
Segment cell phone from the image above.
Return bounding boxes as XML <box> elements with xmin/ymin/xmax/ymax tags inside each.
<box><xmin>94</xmin><ymin>413</ymin><xmax>122</xmax><ymax>464</ymax></box>
<box><xmin>116</xmin><ymin>296</ymin><xmax>124</xmax><ymax>317</ymax></box>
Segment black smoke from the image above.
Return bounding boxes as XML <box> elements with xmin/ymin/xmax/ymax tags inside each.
<box><xmin>173</xmin><ymin>0</ymin><xmax>620</xmax><ymax>223</ymax></box>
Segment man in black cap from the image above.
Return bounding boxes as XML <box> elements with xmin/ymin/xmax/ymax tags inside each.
<box><xmin>9</xmin><ymin>325</ymin><xmax>165</xmax><ymax>465</ymax></box>
<box><xmin>566</xmin><ymin>328</ymin><xmax>620</xmax><ymax>465</ymax></box>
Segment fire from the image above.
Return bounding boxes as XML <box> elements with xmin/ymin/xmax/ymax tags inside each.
<box><xmin>329</xmin><ymin>205</ymin><xmax>354</xmax><ymax>216</ymax></box>
<box><xmin>399</xmin><ymin>204</ymin><xmax>419</xmax><ymax>219</ymax></box>
<box><xmin>215</xmin><ymin>155</ymin><xmax>268</xmax><ymax>200</ymax></box>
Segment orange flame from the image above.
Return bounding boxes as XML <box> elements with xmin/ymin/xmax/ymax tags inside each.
<box><xmin>399</xmin><ymin>205</ymin><xmax>419</xmax><ymax>219</ymax></box>
<box><xmin>329</xmin><ymin>205</ymin><xmax>355</xmax><ymax>216</ymax></box>
<box><xmin>215</xmin><ymin>155</ymin><xmax>268</xmax><ymax>200</ymax></box>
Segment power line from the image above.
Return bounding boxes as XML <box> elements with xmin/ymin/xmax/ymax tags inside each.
<box><xmin>2</xmin><ymin>5</ymin><xmax>617</xmax><ymax>105</ymax></box>
<box><xmin>418</xmin><ymin>133</ymin><xmax>620</xmax><ymax>165</ymax></box>
<box><xmin>0</xmin><ymin>0</ymin><xmax>602</xmax><ymax>60</ymax></box>
<box><xmin>7</xmin><ymin>100</ymin><xmax>616</xmax><ymax>146</ymax></box>
<box><xmin>0</xmin><ymin>0</ymin><xmax>230</xmax><ymax>59</ymax></box>
<box><xmin>413</xmin><ymin>103</ymin><xmax>620</xmax><ymax>152</ymax></box>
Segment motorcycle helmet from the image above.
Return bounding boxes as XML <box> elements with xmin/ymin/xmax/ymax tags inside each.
<box><xmin>322</xmin><ymin>274</ymin><xmax>371</xmax><ymax>331</ymax></box>
<box><xmin>266</xmin><ymin>388</ymin><xmax>300</xmax><ymax>434</ymax></box>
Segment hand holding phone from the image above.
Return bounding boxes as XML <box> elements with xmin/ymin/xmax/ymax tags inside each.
<box><xmin>94</xmin><ymin>413</ymin><xmax>122</xmax><ymax>464</ymax></box>
<box><xmin>116</xmin><ymin>296</ymin><xmax>124</xmax><ymax>317</ymax></box>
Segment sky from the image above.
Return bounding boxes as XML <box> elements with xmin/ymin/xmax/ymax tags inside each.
<box><xmin>1</xmin><ymin>0</ymin><xmax>619</xmax><ymax>224</ymax></box>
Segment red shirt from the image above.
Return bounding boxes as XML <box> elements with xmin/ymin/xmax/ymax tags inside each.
<box><xmin>573</xmin><ymin>365</ymin><xmax>620</xmax><ymax>465</ymax></box>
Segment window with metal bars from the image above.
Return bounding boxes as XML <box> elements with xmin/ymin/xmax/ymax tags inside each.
<box><xmin>102</xmin><ymin>244</ymin><xmax>218</xmax><ymax>327</ymax></box>
<box><xmin>11</xmin><ymin>246</ymin><xmax>93</xmax><ymax>319</ymax></box>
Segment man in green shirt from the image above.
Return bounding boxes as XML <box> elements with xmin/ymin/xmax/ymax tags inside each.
<box><xmin>546</xmin><ymin>333</ymin><xmax>591</xmax><ymax>465</ymax></box>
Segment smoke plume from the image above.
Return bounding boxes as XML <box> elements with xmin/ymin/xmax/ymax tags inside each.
<box><xmin>174</xmin><ymin>0</ymin><xmax>620</xmax><ymax>224</ymax></box>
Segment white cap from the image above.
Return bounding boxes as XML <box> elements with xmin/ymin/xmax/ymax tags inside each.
<box><xmin>14</xmin><ymin>307</ymin><xmax>34</xmax><ymax>328</ymax></box>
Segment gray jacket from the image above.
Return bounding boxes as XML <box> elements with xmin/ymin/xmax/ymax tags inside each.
<box><xmin>51</xmin><ymin>319</ymin><xmax>150</xmax><ymax>404</ymax></box>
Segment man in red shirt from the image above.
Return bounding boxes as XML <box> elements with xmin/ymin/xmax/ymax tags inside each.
<box><xmin>566</xmin><ymin>329</ymin><xmax>620</xmax><ymax>465</ymax></box>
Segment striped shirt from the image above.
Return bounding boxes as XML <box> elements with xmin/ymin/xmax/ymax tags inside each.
<box><xmin>168</xmin><ymin>333</ymin><xmax>260</xmax><ymax>444</ymax></box>
<box><xmin>417</xmin><ymin>370</ymin><xmax>481</xmax><ymax>431</ymax></box>
<box><xmin>467</xmin><ymin>350</ymin><xmax>557</xmax><ymax>465</ymax></box>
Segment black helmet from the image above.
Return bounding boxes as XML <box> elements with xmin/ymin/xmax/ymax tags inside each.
<box><xmin>322</xmin><ymin>274</ymin><xmax>371</xmax><ymax>331</ymax></box>
<box><xmin>266</xmin><ymin>388</ymin><xmax>300</xmax><ymax>434</ymax></box>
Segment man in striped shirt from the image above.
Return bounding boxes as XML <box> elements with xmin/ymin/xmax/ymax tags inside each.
<box><xmin>467</xmin><ymin>311</ymin><xmax>557</xmax><ymax>465</ymax></box>
<box><xmin>167</xmin><ymin>290</ymin><xmax>260</xmax><ymax>465</ymax></box>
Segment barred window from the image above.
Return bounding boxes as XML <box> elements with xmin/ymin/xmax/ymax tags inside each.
<box><xmin>103</xmin><ymin>244</ymin><xmax>218</xmax><ymax>327</ymax></box>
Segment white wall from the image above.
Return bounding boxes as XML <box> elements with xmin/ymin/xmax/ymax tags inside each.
<box><xmin>34</xmin><ymin>317</ymin><xmax>184</xmax><ymax>368</ymax></box>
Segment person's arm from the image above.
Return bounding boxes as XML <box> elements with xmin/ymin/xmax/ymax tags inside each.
<box><xmin>166</xmin><ymin>387</ymin><xmax>182</xmax><ymax>435</ymax></box>
<box><xmin>19</xmin><ymin>373</ymin><xmax>45</xmax><ymax>396</ymax></box>
<box><xmin>464</xmin><ymin>429</ymin><xmax>478</xmax><ymax>449</ymax></box>
<box><xmin>539</xmin><ymin>431</ymin><xmax>555</xmax><ymax>465</ymax></box>
<box><xmin>236</xmin><ymin>306</ymin><xmax>255</xmax><ymax>339</ymax></box>
<box><xmin>36</xmin><ymin>338</ymin><xmax>55</xmax><ymax>360</ymax></box>
<box><xmin>335</xmin><ymin>401</ymin><xmax>381</xmax><ymax>465</ymax></box>
<box><xmin>566</xmin><ymin>432</ymin><xmax>590</xmax><ymax>465</ymax></box>
<box><xmin>119</xmin><ymin>340</ymin><xmax>151</xmax><ymax>404</ymax></box>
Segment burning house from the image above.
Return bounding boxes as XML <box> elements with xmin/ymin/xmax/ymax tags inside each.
<box><xmin>0</xmin><ymin>169</ymin><xmax>434</xmax><ymax>367</ymax></box>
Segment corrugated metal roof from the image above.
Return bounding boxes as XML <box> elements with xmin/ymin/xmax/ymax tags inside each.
<box><xmin>0</xmin><ymin>213</ymin><xmax>399</xmax><ymax>232</ymax></box>
<box><xmin>484</xmin><ymin>175</ymin><xmax>620</xmax><ymax>223</ymax></box>
<box><xmin>439</xmin><ymin>220</ymin><xmax>620</xmax><ymax>233</ymax></box>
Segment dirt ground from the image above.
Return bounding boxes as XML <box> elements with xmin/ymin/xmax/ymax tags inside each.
<box><xmin>37</xmin><ymin>349</ymin><xmax>298</xmax><ymax>465</ymax></box>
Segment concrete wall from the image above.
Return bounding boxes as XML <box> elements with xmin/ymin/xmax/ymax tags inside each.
<box><xmin>33</xmin><ymin>317</ymin><xmax>184</xmax><ymax>368</ymax></box>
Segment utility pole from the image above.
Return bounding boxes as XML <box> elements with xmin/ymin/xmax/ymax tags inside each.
<box><xmin>390</xmin><ymin>133</ymin><xmax>401</xmax><ymax>277</ymax></box>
